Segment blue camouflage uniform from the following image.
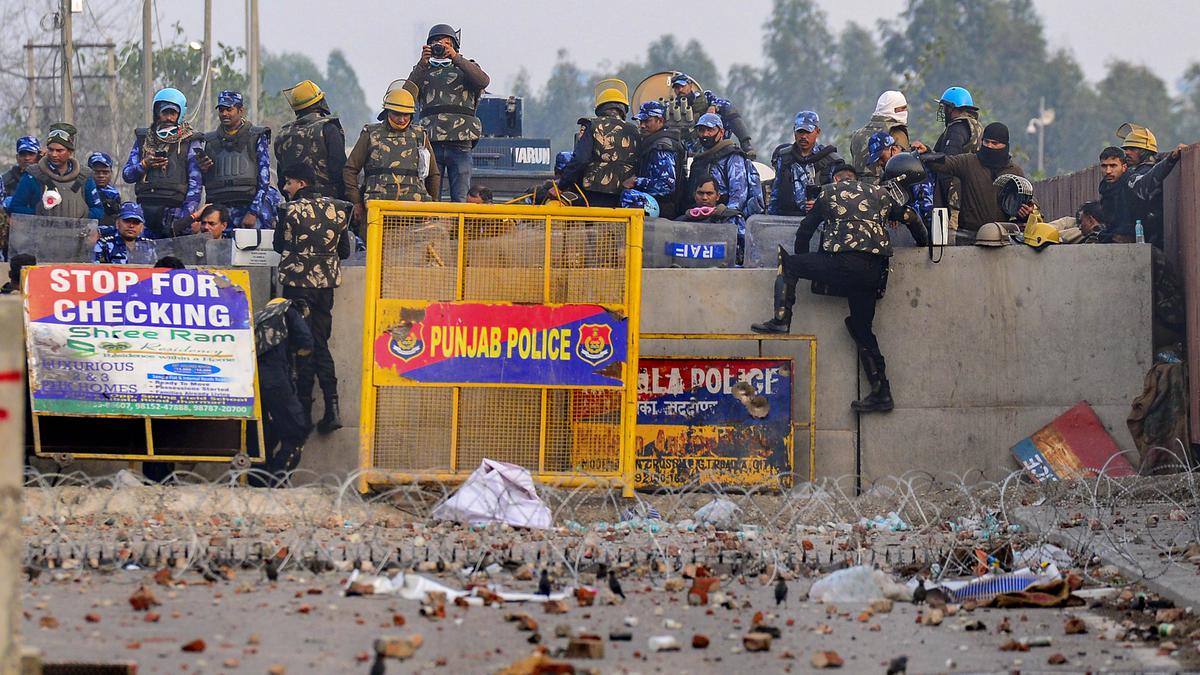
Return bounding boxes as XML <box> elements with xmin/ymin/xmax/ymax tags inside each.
<box><xmin>867</xmin><ymin>131</ymin><xmax>933</xmax><ymax>225</ymax></box>
<box><xmin>94</xmin><ymin>202</ymin><xmax>156</xmax><ymax>263</ymax></box>
<box><xmin>768</xmin><ymin>111</ymin><xmax>844</xmax><ymax>217</ymax></box>
<box><xmin>631</xmin><ymin>101</ymin><xmax>685</xmax><ymax>218</ymax></box>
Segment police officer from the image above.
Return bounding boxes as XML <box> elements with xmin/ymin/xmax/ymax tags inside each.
<box><xmin>867</xmin><ymin>131</ymin><xmax>933</xmax><ymax>225</ymax></box>
<box><xmin>201</xmin><ymin>90</ymin><xmax>279</xmax><ymax>230</ymax></box>
<box><xmin>768</xmin><ymin>111</ymin><xmax>843</xmax><ymax>216</ymax></box>
<box><xmin>251</xmin><ymin>297</ymin><xmax>314</xmax><ymax>486</ymax></box>
<box><xmin>849</xmin><ymin>90</ymin><xmax>910</xmax><ymax>179</ymax></box>
<box><xmin>87</xmin><ymin>152</ymin><xmax>121</xmax><ymax>229</ymax></box>
<box><xmin>2</xmin><ymin>136</ymin><xmax>40</xmax><ymax>201</ymax></box>
<box><xmin>8</xmin><ymin>123</ymin><xmax>103</xmax><ymax>221</ymax></box>
<box><xmin>275</xmin><ymin>163</ymin><xmax>353</xmax><ymax>434</ymax></box>
<box><xmin>688</xmin><ymin>114</ymin><xmax>749</xmax><ymax>215</ymax></box>
<box><xmin>95</xmin><ymin>202</ymin><xmax>156</xmax><ymax>264</ymax></box>
<box><xmin>624</xmin><ymin>101</ymin><xmax>687</xmax><ymax>219</ymax></box>
<box><xmin>1114</xmin><ymin>123</ymin><xmax>1185</xmax><ymax>247</ymax></box>
<box><xmin>931</xmin><ymin>86</ymin><xmax>983</xmax><ymax>241</ymax></box>
<box><xmin>406</xmin><ymin>24</ymin><xmax>490</xmax><ymax>203</ymax></box>
<box><xmin>667</xmin><ymin>72</ymin><xmax>755</xmax><ymax>157</ymax></box>
<box><xmin>344</xmin><ymin>88</ymin><xmax>442</xmax><ymax>224</ymax></box>
<box><xmin>275</xmin><ymin>80</ymin><xmax>347</xmax><ymax>200</ymax></box>
<box><xmin>557</xmin><ymin>80</ymin><xmax>639</xmax><ymax>208</ymax></box>
<box><xmin>122</xmin><ymin>88</ymin><xmax>203</xmax><ymax>238</ymax></box>
<box><xmin>750</xmin><ymin>157</ymin><xmax>929</xmax><ymax>413</ymax></box>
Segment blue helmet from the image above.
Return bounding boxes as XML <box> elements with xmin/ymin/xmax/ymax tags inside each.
<box><xmin>621</xmin><ymin>190</ymin><xmax>660</xmax><ymax>218</ymax></box>
<box><xmin>939</xmin><ymin>86</ymin><xmax>976</xmax><ymax>110</ymax></box>
<box><xmin>153</xmin><ymin>87</ymin><xmax>188</xmax><ymax>120</ymax></box>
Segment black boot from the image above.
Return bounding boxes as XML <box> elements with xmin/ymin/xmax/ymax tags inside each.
<box><xmin>752</xmin><ymin>248</ymin><xmax>795</xmax><ymax>334</ymax></box>
<box><xmin>851</xmin><ymin>352</ymin><xmax>894</xmax><ymax>413</ymax></box>
<box><xmin>317</xmin><ymin>395</ymin><xmax>342</xmax><ymax>434</ymax></box>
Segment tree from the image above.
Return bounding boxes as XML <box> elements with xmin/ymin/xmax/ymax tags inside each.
<box><xmin>826</xmin><ymin>22</ymin><xmax>898</xmax><ymax>150</ymax></box>
<box><xmin>1097</xmin><ymin>61</ymin><xmax>1179</xmax><ymax>150</ymax></box>
<box><xmin>612</xmin><ymin>35</ymin><xmax>723</xmax><ymax>99</ymax></box>
<box><xmin>517</xmin><ymin>50</ymin><xmax>593</xmax><ymax>153</ymax></box>
<box><xmin>323</xmin><ymin>50</ymin><xmax>372</xmax><ymax>134</ymax></box>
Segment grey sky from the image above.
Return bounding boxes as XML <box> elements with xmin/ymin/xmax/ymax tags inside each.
<box><xmin>145</xmin><ymin>0</ymin><xmax>1198</xmax><ymax>103</ymax></box>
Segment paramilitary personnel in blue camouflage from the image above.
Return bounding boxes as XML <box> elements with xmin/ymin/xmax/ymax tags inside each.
<box><xmin>94</xmin><ymin>202</ymin><xmax>156</xmax><ymax>264</ymax></box>
<box><xmin>768</xmin><ymin>111</ymin><xmax>843</xmax><ymax>217</ymax></box>
<box><xmin>687</xmin><ymin>114</ymin><xmax>748</xmax><ymax>215</ymax></box>
<box><xmin>625</xmin><ymin>101</ymin><xmax>687</xmax><ymax>219</ymax></box>
<box><xmin>201</xmin><ymin>90</ymin><xmax>281</xmax><ymax>230</ymax></box>
<box><xmin>668</xmin><ymin>72</ymin><xmax>756</xmax><ymax>158</ymax></box>
<box><xmin>867</xmin><ymin>131</ymin><xmax>933</xmax><ymax>226</ymax></box>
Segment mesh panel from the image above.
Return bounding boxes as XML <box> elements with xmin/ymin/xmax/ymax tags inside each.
<box><xmin>463</xmin><ymin>217</ymin><xmax>545</xmax><ymax>302</ymax></box>
<box><xmin>372</xmin><ymin>386</ymin><xmax>454</xmax><ymax>471</ymax></box>
<box><xmin>545</xmin><ymin>389</ymin><xmax>622</xmax><ymax>474</ymax></box>
<box><xmin>379</xmin><ymin>214</ymin><xmax>458</xmax><ymax>300</ymax></box>
<box><xmin>550</xmin><ymin>219</ymin><xmax>627</xmax><ymax>305</ymax></box>
<box><xmin>456</xmin><ymin>388</ymin><xmax>542</xmax><ymax>472</ymax></box>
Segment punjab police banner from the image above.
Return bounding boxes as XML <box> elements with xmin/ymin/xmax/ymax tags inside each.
<box><xmin>635</xmin><ymin>357</ymin><xmax>793</xmax><ymax>488</ymax></box>
<box><xmin>23</xmin><ymin>265</ymin><xmax>256</xmax><ymax>418</ymax></box>
<box><xmin>373</xmin><ymin>302</ymin><xmax>627</xmax><ymax>387</ymax></box>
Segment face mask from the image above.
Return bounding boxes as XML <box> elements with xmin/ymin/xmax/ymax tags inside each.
<box><xmin>977</xmin><ymin>145</ymin><xmax>1010</xmax><ymax>170</ymax></box>
<box><xmin>699</xmin><ymin>135</ymin><xmax>718</xmax><ymax>149</ymax></box>
<box><xmin>888</xmin><ymin>109</ymin><xmax>909</xmax><ymax>126</ymax></box>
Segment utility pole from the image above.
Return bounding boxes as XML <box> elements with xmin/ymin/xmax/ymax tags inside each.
<box><xmin>25</xmin><ymin>44</ymin><xmax>37</xmax><ymax>136</ymax></box>
<box><xmin>142</xmin><ymin>0</ymin><xmax>153</xmax><ymax>123</ymax></box>
<box><xmin>1036</xmin><ymin>97</ymin><xmax>1045</xmax><ymax>175</ymax></box>
<box><xmin>107</xmin><ymin>47</ymin><xmax>119</xmax><ymax>153</ymax></box>
<box><xmin>61</xmin><ymin>0</ymin><xmax>75</xmax><ymax>124</ymax></box>
<box><xmin>201</xmin><ymin>0</ymin><xmax>213</xmax><ymax>131</ymax></box>
<box><xmin>246</xmin><ymin>0</ymin><xmax>260</xmax><ymax>123</ymax></box>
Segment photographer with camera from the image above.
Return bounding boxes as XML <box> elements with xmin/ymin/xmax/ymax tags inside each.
<box><xmin>406</xmin><ymin>24</ymin><xmax>490</xmax><ymax>203</ymax></box>
<box><xmin>122</xmin><ymin>88</ymin><xmax>204</xmax><ymax>238</ymax></box>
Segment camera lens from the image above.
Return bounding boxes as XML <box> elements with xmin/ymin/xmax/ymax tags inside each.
<box><xmin>431</xmin><ymin>44</ymin><xmax>446</xmax><ymax>57</ymax></box>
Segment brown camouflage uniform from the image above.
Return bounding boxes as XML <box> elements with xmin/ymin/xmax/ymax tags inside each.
<box><xmin>580</xmin><ymin>116</ymin><xmax>639</xmax><ymax>195</ymax></box>
<box><xmin>343</xmin><ymin>123</ymin><xmax>441</xmax><ymax>204</ymax></box>
<box><xmin>275</xmin><ymin>112</ymin><xmax>344</xmax><ymax>197</ymax></box>
<box><xmin>410</xmin><ymin>62</ymin><xmax>485</xmax><ymax>143</ymax></box>
<box><xmin>275</xmin><ymin>195</ymin><xmax>351</xmax><ymax>289</ymax></box>
<box><xmin>817</xmin><ymin>180</ymin><xmax>906</xmax><ymax>257</ymax></box>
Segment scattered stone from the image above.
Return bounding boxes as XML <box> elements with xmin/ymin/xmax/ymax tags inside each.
<box><xmin>554</xmin><ymin>624</ymin><xmax>572</xmax><ymax>638</ymax></box>
<box><xmin>1063</xmin><ymin>617</ymin><xmax>1087</xmax><ymax>634</ymax></box>
<box><xmin>743</xmin><ymin>632</ymin><xmax>772</xmax><ymax>652</ymax></box>
<box><xmin>921</xmin><ymin>608</ymin><xmax>944</xmax><ymax>626</ymax></box>
<box><xmin>692</xmin><ymin>634</ymin><xmax>710</xmax><ymax>649</ymax></box>
<box><xmin>392</xmin><ymin>613</ymin><xmax>406</xmax><ymax>627</ymax></box>
<box><xmin>870</xmin><ymin>599</ymin><xmax>894</xmax><ymax>614</ymax></box>
<box><xmin>495</xmin><ymin>647</ymin><xmax>575</xmax><ymax>675</ymax></box>
<box><xmin>129</xmin><ymin>586</ymin><xmax>159</xmax><ymax>611</ymax></box>
<box><xmin>1021</xmin><ymin>636</ymin><xmax>1053</xmax><ymax>648</ymax></box>
<box><xmin>1156</xmin><ymin>608</ymin><xmax>1185</xmax><ymax>623</ymax></box>
<box><xmin>1000</xmin><ymin>640</ymin><xmax>1029</xmax><ymax>652</ymax></box>
<box><xmin>663</xmin><ymin>619</ymin><xmax>682</xmax><ymax>630</ymax></box>
<box><xmin>810</xmin><ymin>650</ymin><xmax>843</xmax><ymax>668</ymax></box>
<box><xmin>664</xmin><ymin>578</ymin><xmax>686</xmax><ymax>592</ymax></box>
<box><xmin>513</xmin><ymin>564</ymin><xmax>534</xmax><ymax>581</ymax></box>
<box><xmin>504</xmin><ymin>612</ymin><xmax>538</xmax><ymax>632</ymax></box>
<box><xmin>752</xmin><ymin>625</ymin><xmax>781</xmax><ymax>639</ymax></box>
<box><xmin>84</xmin><ymin>613</ymin><xmax>100</xmax><ymax>623</ymax></box>
<box><xmin>181</xmin><ymin>639</ymin><xmax>206</xmax><ymax>653</ymax></box>
<box><xmin>144</xmin><ymin>612</ymin><xmax>160</xmax><ymax>623</ymax></box>
<box><xmin>374</xmin><ymin>634</ymin><xmax>423</xmax><ymax>660</ymax></box>
<box><xmin>963</xmin><ymin>620</ymin><xmax>986</xmax><ymax>631</ymax></box>
<box><xmin>543</xmin><ymin>600</ymin><xmax>569</xmax><ymax>614</ymax></box>
<box><xmin>575</xmin><ymin>587</ymin><xmax>596</xmax><ymax>607</ymax></box>
<box><xmin>565</xmin><ymin>635</ymin><xmax>604</xmax><ymax>659</ymax></box>
<box><xmin>1047</xmin><ymin>653</ymin><xmax>1068</xmax><ymax>665</ymax></box>
<box><xmin>996</xmin><ymin>617</ymin><xmax>1012</xmax><ymax>634</ymax></box>
<box><xmin>609</xmin><ymin>631</ymin><xmax>632</xmax><ymax>642</ymax></box>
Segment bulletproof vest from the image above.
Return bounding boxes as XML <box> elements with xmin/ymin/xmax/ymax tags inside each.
<box><xmin>360</xmin><ymin>123</ymin><xmax>430</xmax><ymax>202</ymax></box>
<box><xmin>637</xmin><ymin>128</ymin><xmax>688</xmax><ymax>213</ymax></box>
<box><xmin>417</xmin><ymin>63</ymin><xmax>483</xmax><ymax>143</ymax></box>
<box><xmin>254</xmin><ymin>300</ymin><xmax>291</xmax><ymax>356</ymax></box>
<box><xmin>275</xmin><ymin>112</ymin><xmax>342</xmax><ymax>197</ymax></box>
<box><xmin>580</xmin><ymin>116</ymin><xmax>639</xmax><ymax>195</ymax></box>
<box><xmin>27</xmin><ymin>159</ymin><xmax>91</xmax><ymax>220</ymax></box>
<box><xmin>849</xmin><ymin>118</ymin><xmax>888</xmax><ymax>177</ymax></box>
<box><xmin>688</xmin><ymin>140</ymin><xmax>741</xmax><ymax>197</ymax></box>
<box><xmin>818</xmin><ymin>180</ymin><xmax>895</xmax><ymax>257</ymax></box>
<box><xmin>204</xmin><ymin>125</ymin><xmax>266</xmax><ymax>206</ymax></box>
<box><xmin>133</xmin><ymin>127</ymin><xmax>191</xmax><ymax>206</ymax></box>
<box><xmin>277</xmin><ymin>195</ymin><xmax>350</xmax><ymax>289</ymax></box>
<box><xmin>933</xmin><ymin>115</ymin><xmax>983</xmax><ymax>211</ymax></box>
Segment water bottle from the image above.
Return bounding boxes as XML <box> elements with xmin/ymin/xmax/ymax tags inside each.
<box><xmin>1135</xmin><ymin>219</ymin><xmax>1145</xmax><ymax>244</ymax></box>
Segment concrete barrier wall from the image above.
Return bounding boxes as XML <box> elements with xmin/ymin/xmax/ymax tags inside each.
<box><xmin>0</xmin><ymin>297</ymin><xmax>23</xmax><ymax>670</ymax></box>
<box><xmin>305</xmin><ymin>243</ymin><xmax>1153</xmax><ymax>483</ymax></box>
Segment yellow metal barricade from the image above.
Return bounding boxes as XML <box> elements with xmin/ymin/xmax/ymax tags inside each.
<box><xmin>359</xmin><ymin>201</ymin><xmax>643</xmax><ymax>495</ymax></box>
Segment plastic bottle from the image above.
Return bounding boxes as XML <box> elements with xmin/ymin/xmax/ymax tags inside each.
<box><xmin>1135</xmin><ymin>219</ymin><xmax>1145</xmax><ymax>244</ymax></box>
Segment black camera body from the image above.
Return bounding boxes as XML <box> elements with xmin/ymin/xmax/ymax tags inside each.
<box><xmin>430</xmin><ymin>43</ymin><xmax>447</xmax><ymax>58</ymax></box>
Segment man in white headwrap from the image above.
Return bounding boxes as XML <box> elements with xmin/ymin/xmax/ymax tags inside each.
<box><xmin>848</xmin><ymin>90</ymin><xmax>910</xmax><ymax>180</ymax></box>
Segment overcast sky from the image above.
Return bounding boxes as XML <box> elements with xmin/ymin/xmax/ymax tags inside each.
<box><xmin>107</xmin><ymin>0</ymin><xmax>1200</xmax><ymax>103</ymax></box>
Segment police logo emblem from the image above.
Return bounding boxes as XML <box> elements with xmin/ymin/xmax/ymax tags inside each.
<box><xmin>388</xmin><ymin>329</ymin><xmax>424</xmax><ymax>361</ymax></box>
<box><xmin>576</xmin><ymin>323</ymin><xmax>614</xmax><ymax>366</ymax></box>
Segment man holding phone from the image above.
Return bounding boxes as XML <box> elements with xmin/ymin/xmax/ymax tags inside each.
<box><xmin>122</xmin><ymin>87</ymin><xmax>203</xmax><ymax>238</ymax></box>
<box><xmin>767</xmin><ymin>111</ymin><xmax>843</xmax><ymax>219</ymax></box>
<box><xmin>405</xmin><ymin>24</ymin><xmax>490</xmax><ymax>202</ymax></box>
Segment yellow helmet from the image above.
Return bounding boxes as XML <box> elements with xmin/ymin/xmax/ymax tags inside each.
<box><xmin>1014</xmin><ymin>210</ymin><xmax>1061</xmax><ymax>251</ymax></box>
<box><xmin>382</xmin><ymin>88</ymin><xmax>416</xmax><ymax>114</ymax></box>
<box><xmin>593</xmin><ymin>78</ymin><xmax>630</xmax><ymax>110</ymax></box>
<box><xmin>282</xmin><ymin>79</ymin><xmax>325</xmax><ymax>111</ymax></box>
<box><xmin>1117</xmin><ymin>122</ymin><xmax>1158</xmax><ymax>153</ymax></box>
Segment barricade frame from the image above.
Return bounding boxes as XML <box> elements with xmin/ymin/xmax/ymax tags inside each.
<box><xmin>358</xmin><ymin>201</ymin><xmax>644</xmax><ymax>496</ymax></box>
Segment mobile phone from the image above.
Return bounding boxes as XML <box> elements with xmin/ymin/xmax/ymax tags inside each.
<box><xmin>153</xmin><ymin>150</ymin><xmax>168</xmax><ymax>159</ymax></box>
<box><xmin>805</xmin><ymin>185</ymin><xmax>822</xmax><ymax>200</ymax></box>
